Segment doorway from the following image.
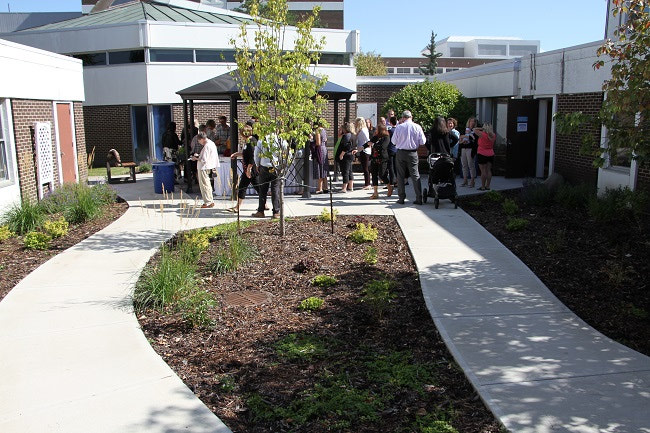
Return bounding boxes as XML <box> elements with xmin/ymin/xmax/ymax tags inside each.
<box><xmin>506</xmin><ymin>99</ymin><xmax>539</xmax><ymax>178</ymax></box>
<box><xmin>55</xmin><ymin>103</ymin><xmax>77</xmax><ymax>183</ymax></box>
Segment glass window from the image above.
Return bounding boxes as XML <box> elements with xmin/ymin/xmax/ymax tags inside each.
<box><xmin>108</xmin><ymin>50</ymin><xmax>145</xmax><ymax>65</ymax></box>
<box><xmin>446</xmin><ymin>68</ymin><xmax>460</xmax><ymax>72</ymax></box>
<box><xmin>478</xmin><ymin>44</ymin><xmax>507</xmax><ymax>56</ymax></box>
<box><xmin>0</xmin><ymin>103</ymin><xmax>9</xmax><ymax>182</ymax></box>
<box><xmin>149</xmin><ymin>49</ymin><xmax>193</xmax><ymax>62</ymax></box>
<box><xmin>318</xmin><ymin>53</ymin><xmax>351</xmax><ymax>65</ymax></box>
<box><xmin>449</xmin><ymin>47</ymin><xmax>465</xmax><ymax>57</ymax></box>
<box><xmin>509</xmin><ymin>45</ymin><xmax>538</xmax><ymax>57</ymax></box>
<box><xmin>195</xmin><ymin>50</ymin><xmax>236</xmax><ymax>63</ymax></box>
<box><xmin>386</xmin><ymin>68</ymin><xmax>395</xmax><ymax>74</ymax></box>
<box><xmin>72</xmin><ymin>52</ymin><xmax>107</xmax><ymax>66</ymax></box>
<box><xmin>396</xmin><ymin>67</ymin><xmax>410</xmax><ymax>74</ymax></box>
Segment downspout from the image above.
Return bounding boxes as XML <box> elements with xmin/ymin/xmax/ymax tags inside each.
<box><xmin>513</xmin><ymin>58</ymin><xmax>521</xmax><ymax>98</ymax></box>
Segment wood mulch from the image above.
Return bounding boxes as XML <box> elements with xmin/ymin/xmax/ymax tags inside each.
<box><xmin>139</xmin><ymin>215</ymin><xmax>502</xmax><ymax>433</ymax></box>
<box><xmin>0</xmin><ymin>201</ymin><xmax>129</xmax><ymax>302</ymax></box>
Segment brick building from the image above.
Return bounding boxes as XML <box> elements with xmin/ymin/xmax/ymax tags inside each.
<box><xmin>0</xmin><ymin>39</ymin><xmax>86</xmax><ymax>211</ymax></box>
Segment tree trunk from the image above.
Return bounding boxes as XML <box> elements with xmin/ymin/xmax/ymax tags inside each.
<box><xmin>279</xmin><ymin>177</ymin><xmax>285</xmax><ymax>236</ymax></box>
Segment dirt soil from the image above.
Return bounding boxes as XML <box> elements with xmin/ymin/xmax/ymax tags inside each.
<box><xmin>0</xmin><ymin>201</ymin><xmax>129</xmax><ymax>302</ymax></box>
<box><xmin>462</xmin><ymin>189</ymin><xmax>650</xmax><ymax>357</ymax></box>
<box><xmin>139</xmin><ymin>215</ymin><xmax>502</xmax><ymax>433</ymax></box>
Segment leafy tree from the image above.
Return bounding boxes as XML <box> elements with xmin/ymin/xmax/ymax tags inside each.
<box><xmin>354</xmin><ymin>51</ymin><xmax>387</xmax><ymax>76</ymax></box>
<box><xmin>555</xmin><ymin>0</ymin><xmax>649</xmax><ymax>167</ymax></box>
<box><xmin>420</xmin><ymin>31</ymin><xmax>443</xmax><ymax>76</ymax></box>
<box><xmin>230</xmin><ymin>0</ymin><xmax>327</xmax><ymax>236</ymax></box>
<box><xmin>383</xmin><ymin>81</ymin><xmax>473</xmax><ymax>131</ymax></box>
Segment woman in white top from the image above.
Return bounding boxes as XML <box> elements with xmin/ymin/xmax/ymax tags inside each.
<box><xmin>355</xmin><ymin>117</ymin><xmax>371</xmax><ymax>189</ymax></box>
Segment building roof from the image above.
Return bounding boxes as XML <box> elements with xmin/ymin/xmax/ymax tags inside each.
<box><xmin>22</xmin><ymin>0</ymin><xmax>249</xmax><ymax>31</ymax></box>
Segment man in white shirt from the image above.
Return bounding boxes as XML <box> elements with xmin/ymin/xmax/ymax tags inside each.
<box><xmin>252</xmin><ymin>134</ymin><xmax>284</xmax><ymax>219</ymax></box>
<box><xmin>391</xmin><ymin>110</ymin><xmax>426</xmax><ymax>205</ymax></box>
<box><xmin>193</xmin><ymin>132</ymin><xmax>219</xmax><ymax>208</ymax></box>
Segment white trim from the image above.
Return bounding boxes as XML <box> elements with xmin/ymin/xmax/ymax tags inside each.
<box><xmin>548</xmin><ymin>95</ymin><xmax>557</xmax><ymax>175</ymax></box>
<box><xmin>0</xmin><ymin>99</ymin><xmax>18</xmax><ymax>188</ymax></box>
<box><xmin>536</xmin><ymin>99</ymin><xmax>548</xmax><ymax>178</ymax></box>
<box><xmin>52</xmin><ymin>102</ymin><xmax>64</xmax><ymax>186</ymax></box>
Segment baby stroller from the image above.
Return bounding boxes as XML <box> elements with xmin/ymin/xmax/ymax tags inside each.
<box><xmin>423</xmin><ymin>153</ymin><xmax>458</xmax><ymax>209</ymax></box>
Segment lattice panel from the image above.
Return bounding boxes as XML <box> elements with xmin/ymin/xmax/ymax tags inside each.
<box><xmin>34</xmin><ymin>122</ymin><xmax>54</xmax><ymax>199</ymax></box>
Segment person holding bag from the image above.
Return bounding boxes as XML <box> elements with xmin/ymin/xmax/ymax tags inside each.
<box><xmin>227</xmin><ymin>124</ymin><xmax>258</xmax><ymax>213</ymax></box>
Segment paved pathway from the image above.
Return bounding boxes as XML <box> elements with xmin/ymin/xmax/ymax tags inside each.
<box><xmin>0</xmin><ymin>176</ymin><xmax>648</xmax><ymax>432</ymax></box>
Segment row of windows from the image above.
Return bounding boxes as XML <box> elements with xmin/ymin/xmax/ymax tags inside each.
<box><xmin>386</xmin><ymin>67</ymin><xmax>461</xmax><ymax>75</ymax></box>
<box><xmin>72</xmin><ymin>49</ymin><xmax>350</xmax><ymax>66</ymax></box>
<box><xmin>445</xmin><ymin>45</ymin><xmax>537</xmax><ymax>58</ymax></box>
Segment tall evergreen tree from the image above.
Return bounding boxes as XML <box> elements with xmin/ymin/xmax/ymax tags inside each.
<box><xmin>420</xmin><ymin>31</ymin><xmax>443</xmax><ymax>76</ymax></box>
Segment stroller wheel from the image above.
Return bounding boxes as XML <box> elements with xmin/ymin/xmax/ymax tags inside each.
<box><xmin>434</xmin><ymin>198</ymin><xmax>439</xmax><ymax>209</ymax></box>
<box><xmin>423</xmin><ymin>188</ymin><xmax>428</xmax><ymax>203</ymax></box>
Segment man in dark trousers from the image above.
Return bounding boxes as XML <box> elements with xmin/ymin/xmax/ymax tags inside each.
<box><xmin>391</xmin><ymin>110</ymin><xmax>426</xmax><ymax>205</ymax></box>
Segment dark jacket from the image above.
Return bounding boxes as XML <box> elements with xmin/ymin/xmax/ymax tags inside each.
<box><xmin>370</xmin><ymin>135</ymin><xmax>390</xmax><ymax>162</ymax></box>
<box><xmin>336</xmin><ymin>132</ymin><xmax>355</xmax><ymax>161</ymax></box>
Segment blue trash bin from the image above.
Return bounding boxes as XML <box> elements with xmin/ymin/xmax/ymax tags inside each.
<box><xmin>152</xmin><ymin>162</ymin><xmax>175</xmax><ymax>194</ymax></box>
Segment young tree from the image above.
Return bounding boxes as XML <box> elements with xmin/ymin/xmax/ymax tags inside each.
<box><xmin>555</xmin><ymin>0</ymin><xmax>649</xmax><ymax>167</ymax></box>
<box><xmin>420</xmin><ymin>31</ymin><xmax>443</xmax><ymax>76</ymax></box>
<box><xmin>231</xmin><ymin>0</ymin><xmax>327</xmax><ymax>236</ymax></box>
<box><xmin>354</xmin><ymin>51</ymin><xmax>387</xmax><ymax>76</ymax></box>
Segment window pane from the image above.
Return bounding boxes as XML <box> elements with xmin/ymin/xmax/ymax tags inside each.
<box><xmin>396</xmin><ymin>67</ymin><xmax>410</xmax><ymax>74</ymax></box>
<box><xmin>149</xmin><ymin>49</ymin><xmax>193</xmax><ymax>62</ymax></box>
<box><xmin>109</xmin><ymin>50</ymin><xmax>145</xmax><ymax>64</ymax></box>
<box><xmin>387</xmin><ymin>68</ymin><xmax>395</xmax><ymax>73</ymax></box>
<box><xmin>195</xmin><ymin>50</ymin><xmax>236</xmax><ymax>63</ymax></box>
<box><xmin>478</xmin><ymin>44</ymin><xmax>507</xmax><ymax>56</ymax></box>
<box><xmin>0</xmin><ymin>140</ymin><xmax>8</xmax><ymax>181</ymax></box>
<box><xmin>449</xmin><ymin>47</ymin><xmax>465</xmax><ymax>57</ymax></box>
<box><xmin>509</xmin><ymin>45</ymin><xmax>538</xmax><ymax>57</ymax></box>
<box><xmin>318</xmin><ymin>53</ymin><xmax>350</xmax><ymax>65</ymax></box>
<box><xmin>72</xmin><ymin>52</ymin><xmax>106</xmax><ymax>66</ymax></box>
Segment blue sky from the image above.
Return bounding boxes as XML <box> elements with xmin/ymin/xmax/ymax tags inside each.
<box><xmin>6</xmin><ymin>0</ymin><xmax>609</xmax><ymax>56</ymax></box>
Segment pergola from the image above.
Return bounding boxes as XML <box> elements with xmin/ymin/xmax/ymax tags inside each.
<box><xmin>176</xmin><ymin>70</ymin><xmax>355</xmax><ymax>197</ymax></box>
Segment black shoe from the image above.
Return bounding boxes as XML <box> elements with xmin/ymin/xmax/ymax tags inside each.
<box><xmin>413</xmin><ymin>200</ymin><xmax>423</xmax><ymax>205</ymax></box>
<box><xmin>397</xmin><ymin>199</ymin><xmax>405</xmax><ymax>204</ymax></box>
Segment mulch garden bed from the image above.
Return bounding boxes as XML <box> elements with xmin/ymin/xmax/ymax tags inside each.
<box><xmin>0</xmin><ymin>201</ymin><xmax>129</xmax><ymax>302</ymax></box>
<box><xmin>139</xmin><ymin>215</ymin><xmax>502</xmax><ymax>433</ymax></box>
<box><xmin>462</xmin><ymin>189</ymin><xmax>650</xmax><ymax>357</ymax></box>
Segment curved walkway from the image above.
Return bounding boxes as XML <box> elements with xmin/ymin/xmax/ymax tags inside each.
<box><xmin>0</xmin><ymin>177</ymin><xmax>648</xmax><ymax>432</ymax></box>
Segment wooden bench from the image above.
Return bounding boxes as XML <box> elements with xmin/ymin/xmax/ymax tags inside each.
<box><xmin>106</xmin><ymin>162</ymin><xmax>136</xmax><ymax>184</ymax></box>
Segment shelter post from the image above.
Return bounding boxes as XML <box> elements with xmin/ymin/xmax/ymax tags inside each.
<box><xmin>229</xmin><ymin>96</ymin><xmax>239</xmax><ymax>201</ymax></box>
<box><xmin>333</xmin><ymin>99</ymin><xmax>339</xmax><ymax>181</ymax></box>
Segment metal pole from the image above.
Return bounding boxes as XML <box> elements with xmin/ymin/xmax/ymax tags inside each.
<box><xmin>229</xmin><ymin>96</ymin><xmax>239</xmax><ymax>201</ymax></box>
<box><xmin>333</xmin><ymin>99</ymin><xmax>339</xmax><ymax>181</ymax></box>
<box><xmin>302</xmin><ymin>135</ymin><xmax>311</xmax><ymax>198</ymax></box>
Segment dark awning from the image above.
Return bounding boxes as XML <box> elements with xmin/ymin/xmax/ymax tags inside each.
<box><xmin>176</xmin><ymin>69</ymin><xmax>356</xmax><ymax>101</ymax></box>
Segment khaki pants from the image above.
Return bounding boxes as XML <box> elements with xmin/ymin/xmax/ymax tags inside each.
<box><xmin>198</xmin><ymin>169</ymin><xmax>214</xmax><ymax>205</ymax></box>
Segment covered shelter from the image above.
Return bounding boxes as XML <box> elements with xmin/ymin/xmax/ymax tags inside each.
<box><xmin>177</xmin><ymin>70</ymin><xmax>356</xmax><ymax>197</ymax></box>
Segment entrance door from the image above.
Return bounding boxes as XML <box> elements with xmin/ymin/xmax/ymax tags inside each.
<box><xmin>56</xmin><ymin>103</ymin><xmax>77</xmax><ymax>183</ymax></box>
<box><xmin>506</xmin><ymin>99</ymin><xmax>539</xmax><ymax>178</ymax></box>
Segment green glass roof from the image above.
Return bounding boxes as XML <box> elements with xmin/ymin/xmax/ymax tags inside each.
<box><xmin>24</xmin><ymin>1</ymin><xmax>248</xmax><ymax>31</ymax></box>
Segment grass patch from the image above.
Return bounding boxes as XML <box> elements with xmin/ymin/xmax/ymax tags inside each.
<box><xmin>501</xmin><ymin>198</ymin><xmax>519</xmax><ymax>216</ymax></box>
<box><xmin>506</xmin><ymin>217</ymin><xmax>529</xmax><ymax>231</ymax></box>
<box><xmin>88</xmin><ymin>166</ymin><xmax>131</xmax><ymax>177</ymax></box>
<box><xmin>311</xmin><ymin>274</ymin><xmax>337</xmax><ymax>288</ymax></box>
<box><xmin>521</xmin><ymin>183</ymin><xmax>555</xmax><ymax>207</ymax></box>
<box><xmin>545</xmin><ymin>229</ymin><xmax>567</xmax><ymax>253</ymax></box>
<box><xmin>1</xmin><ymin>200</ymin><xmax>45</xmax><ymax>235</ymax></box>
<box><xmin>555</xmin><ymin>183</ymin><xmax>593</xmax><ymax>210</ymax></box>
<box><xmin>483</xmin><ymin>190</ymin><xmax>503</xmax><ymax>202</ymax></box>
<box><xmin>210</xmin><ymin>233</ymin><xmax>258</xmax><ymax>274</ymax></box>
<box><xmin>138</xmin><ymin>162</ymin><xmax>152</xmax><ymax>173</ymax></box>
<box><xmin>361</xmin><ymin>279</ymin><xmax>397</xmax><ymax>319</ymax></box>
<box><xmin>299</xmin><ymin>296</ymin><xmax>324</xmax><ymax>312</ymax></box>
<box><xmin>364</xmin><ymin>351</ymin><xmax>437</xmax><ymax>397</ymax></box>
<box><xmin>274</xmin><ymin>333</ymin><xmax>328</xmax><ymax>361</ymax></box>
<box><xmin>588</xmin><ymin>187</ymin><xmax>647</xmax><ymax>224</ymax></box>
<box><xmin>348</xmin><ymin>223</ymin><xmax>378</xmax><ymax>243</ymax></box>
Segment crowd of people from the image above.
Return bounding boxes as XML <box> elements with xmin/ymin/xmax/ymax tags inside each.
<box><xmin>159</xmin><ymin>109</ymin><xmax>497</xmax><ymax>214</ymax></box>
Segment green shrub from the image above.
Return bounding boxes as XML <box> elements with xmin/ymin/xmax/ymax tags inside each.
<box><xmin>364</xmin><ymin>351</ymin><xmax>436</xmax><ymax>396</ymax></box>
<box><xmin>364</xmin><ymin>246</ymin><xmax>378</xmax><ymax>265</ymax></box>
<box><xmin>177</xmin><ymin>286</ymin><xmax>217</xmax><ymax>328</ymax></box>
<box><xmin>555</xmin><ymin>183</ymin><xmax>594</xmax><ymax>210</ymax></box>
<box><xmin>64</xmin><ymin>185</ymin><xmax>101</xmax><ymax>224</ymax></box>
<box><xmin>416</xmin><ymin>415</ymin><xmax>459</xmax><ymax>433</ymax></box>
<box><xmin>506</xmin><ymin>217</ymin><xmax>529</xmax><ymax>231</ymax></box>
<box><xmin>89</xmin><ymin>183</ymin><xmax>117</xmax><ymax>205</ymax></box>
<box><xmin>482</xmin><ymin>190</ymin><xmax>503</xmax><ymax>202</ymax></box>
<box><xmin>182</xmin><ymin>230</ymin><xmax>211</xmax><ymax>261</ymax></box>
<box><xmin>588</xmin><ymin>187</ymin><xmax>647</xmax><ymax>223</ymax></box>
<box><xmin>2</xmin><ymin>200</ymin><xmax>45</xmax><ymax>235</ymax></box>
<box><xmin>502</xmin><ymin>198</ymin><xmax>519</xmax><ymax>216</ymax></box>
<box><xmin>210</xmin><ymin>234</ymin><xmax>258</xmax><ymax>274</ymax></box>
<box><xmin>138</xmin><ymin>162</ymin><xmax>152</xmax><ymax>173</ymax></box>
<box><xmin>23</xmin><ymin>231</ymin><xmax>51</xmax><ymax>250</ymax></box>
<box><xmin>361</xmin><ymin>279</ymin><xmax>396</xmax><ymax>319</ymax></box>
<box><xmin>43</xmin><ymin>217</ymin><xmax>69</xmax><ymax>238</ymax></box>
<box><xmin>318</xmin><ymin>207</ymin><xmax>339</xmax><ymax>222</ymax></box>
<box><xmin>348</xmin><ymin>223</ymin><xmax>378</xmax><ymax>243</ymax></box>
<box><xmin>0</xmin><ymin>225</ymin><xmax>14</xmax><ymax>242</ymax></box>
<box><xmin>41</xmin><ymin>183</ymin><xmax>116</xmax><ymax>216</ymax></box>
<box><xmin>311</xmin><ymin>274</ymin><xmax>338</xmax><ymax>287</ymax></box>
<box><xmin>299</xmin><ymin>296</ymin><xmax>324</xmax><ymax>312</ymax></box>
<box><xmin>545</xmin><ymin>229</ymin><xmax>567</xmax><ymax>253</ymax></box>
<box><xmin>275</xmin><ymin>333</ymin><xmax>327</xmax><ymax>361</ymax></box>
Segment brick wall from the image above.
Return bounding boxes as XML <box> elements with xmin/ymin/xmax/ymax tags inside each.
<box><xmin>555</xmin><ymin>93</ymin><xmax>603</xmax><ymax>185</ymax></box>
<box><xmin>10</xmin><ymin>100</ymin><xmax>57</xmax><ymax>203</ymax></box>
<box><xmin>637</xmin><ymin>164</ymin><xmax>650</xmax><ymax>191</ymax></box>
<box><xmin>357</xmin><ymin>84</ymin><xmax>407</xmax><ymax>117</ymax></box>
<box><xmin>84</xmin><ymin>105</ymin><xmax>132</xmax><ymax>166</ymax></box>
<box><xmin>73</xmin><ymin>102</ymin><xmax>88</xmax><ymax>184</ymax></box>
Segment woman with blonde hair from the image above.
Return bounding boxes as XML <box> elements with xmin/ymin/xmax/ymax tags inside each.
<box><xmin>459</xmin><ymin>117</ymin><xmax>478</xmax><ymax>187</ymax></box>
<box><xmin>474</xmin><ymin>122</ymin><xmax>496</xmax><ymax>191</ymax></box>
<box><xmin>355</xmin><ymin>117</ymin><xmax>371</xmax><ymax>189</ymax></box>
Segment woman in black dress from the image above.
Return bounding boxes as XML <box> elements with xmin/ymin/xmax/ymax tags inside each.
<box><xmin>335</xmin><ymin>122</ymin><xmax>356</xmax><ymax>193</ymax></box>
<box><xmin>228</xmin><ymin>124</ymin><xmax>257</xmax><ymax>212</ymax></box>
<box><xmin>368</xmin><ymin>124</ymin><xmax>392</xmax><ymax>199</ymax></box>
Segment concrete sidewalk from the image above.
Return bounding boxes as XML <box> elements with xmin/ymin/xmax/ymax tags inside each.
<box><xmin>1</xmin><ymin>176</ymin><xmax>648</xmax><ymax>432</ymax></box>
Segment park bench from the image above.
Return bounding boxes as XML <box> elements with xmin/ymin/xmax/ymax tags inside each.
<box><xmin>106</xmin><ymin>149</ymin><xmax>136</xmax><ymax>184</ymax></box>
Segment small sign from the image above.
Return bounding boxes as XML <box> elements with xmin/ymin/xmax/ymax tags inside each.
<box><xmin>517</xmin><ymin>116</ymin><xmax>528</xmax><ymax>122</ymax></box>
<box><xmin>517</xmin><ymin>122</ymin><xmax>528</xmax><ymax>132</ymax></box>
